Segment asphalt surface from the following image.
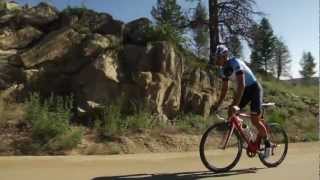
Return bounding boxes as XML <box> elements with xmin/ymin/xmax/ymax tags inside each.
<box><xmin>0</xmin><ymin>142</ymin><xmax>319</xmax><ymax>180</ymax></box>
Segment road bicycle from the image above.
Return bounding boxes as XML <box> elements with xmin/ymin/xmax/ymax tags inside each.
<box><xmin>199</xmin><ymin>103</ymin><xmax>288</xmax><ymax>173</ymax></box>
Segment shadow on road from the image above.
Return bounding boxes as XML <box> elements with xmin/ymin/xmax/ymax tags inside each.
<box><xmin>92</xmin><ymin>168</ymin><xmax>264</xmax><ymax>180</ymax></box>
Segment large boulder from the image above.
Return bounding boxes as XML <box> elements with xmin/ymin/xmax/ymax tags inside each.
<box><xmin>0</xmin><ymin>2</ymin><xmax>59</xmax><ymax>29</ymax></box>
<box><xmin>0</xmin><ymin>64</ymin><xmax>25</xmax><ymax>90</ymax></box>
<box><xmin>148</xmin><ymin>42</ymin><xmax>184</xmax><ymax>118</ymax></box>
<box><xmin>119</xmin><ymin>44</ymin><xmax>151</xmax><ymax>79</ymax></box>
<box><xmin>128</xmin><ymin>42</ymin><xmax>184</xmax><ymax>119</ymax></box>
<box><xmin>60</xmin><ymin>8</ymin><xmax>125</xmax><ymax>38</ymax></box>
<box><xmin>18</xmin><ymin>32</ymin><xmax>122</xmax><ymax>96</ymax></box>
<box><xmin>0</xmin><ymin>26</ymin><xmax>42</xmax><ymax>50</ymax></box>
<box><xmin>0</xmin><ymin>1</ymin><xmax>21</xmax><ymax>11</ymax></box>
<box><xmin>18</xmin><ymin>27</ymin><xmax>86</xmax><ymax>68</ymax></box>
<box><xmin>134</xmin><ymin>72</ymin><xmax>173</xmax><ymax>119</ymax></box>
<box><xmin>21</xmin><ymin>2</ymin><xmax>59</xmax><ymax>27</ymax></box>
<box><xmin>73</xmin><ymin>49</ymin><xmax>122</xmax><ymax>111</ymax></box>
<box><xmin>98</xmin><ymin>19</ymin><xmax>125</xmax><ymax>38</ymax></box>
<box><xmin>83</xmin><ymin>34</ymin><xmax>121</xmax><ymax>58</ymax></box>
<box><xmin>0</xmin><ymin>49</ymin><xmax>17</xmax><ymax>62</ymax></box>
<box><xmin>121</xmin><ymin>42</ymin><xmax>184</xmax><ymax>77</ymax></box>
<box><xmin>124</xmin><ymin>18</ymin><xmax>152</xmax><ymax>45</ymax></box>
<box><xmin>181</xmin><ymin>68</ymin><xmax>217</xmax><ymax>117</ymax></box>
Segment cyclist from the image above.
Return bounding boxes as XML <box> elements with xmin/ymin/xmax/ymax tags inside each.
<box><xmin>211</xmin><ymin>44</ymin><xmax>271</xmax><ymax>158</ymax></box>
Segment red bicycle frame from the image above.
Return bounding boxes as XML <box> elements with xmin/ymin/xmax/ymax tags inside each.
<box><xmin>221</xmin><ymin>113</ymin><xmax>268</xmax><ymax>154</ymax></box>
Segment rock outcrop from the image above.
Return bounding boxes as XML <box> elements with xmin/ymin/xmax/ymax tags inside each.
<box><xmin>0</xmin><ymin>2</ymin><xmax>218</xmax><ymax>121</ymax></box>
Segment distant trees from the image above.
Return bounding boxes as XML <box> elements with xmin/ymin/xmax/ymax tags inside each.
<box><xmin>249</xmin><ymin>18</ymin><xmax>276</xmax><ymax>73</ymax></box>
<box><xmin>300</xmin><ymin>52</ymin><xmax>316</xmax><ymax>80</ymax></box>
<box><xmin>151</xmin><ymin>0</ymin><xmax>188</xmax><ymax>33</ymax></box>
<box><xmin>191</xmin><ymin>1</ymin><xmax>209</xmax><ymax>58</ymax></box>
<box><xmin>186</xmin><ymin>0</ymin><xmax>262</xmax><ymax>63</ymax></box>
<box><xmin>249</xmin><ymin>18</ymin><xmax>293</xmax><ymax>79</ymax></box>
<box><xmin>151</xmin><ymin>0</ymin><xmax>189</xmax><ymax>46</ymax></box>
<box><xmin>272</xmin><ymin>37</ymin><xmax>291</xmax><ymax>80</ymax></box>
<box><xmin>226</xmin><ymin>35</ymin><xmax>243</xmax><ymax>59</ymax></box>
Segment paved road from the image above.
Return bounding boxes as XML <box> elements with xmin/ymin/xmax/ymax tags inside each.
<box><xmin>0</xmin><ymin>142</ymin><xmax>319</xmax><ymax>180</ymax></box>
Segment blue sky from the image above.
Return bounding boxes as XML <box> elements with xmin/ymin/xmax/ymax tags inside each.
<box><xmin>16</xmin><ymin>0</ymin><xmax>319</xmax><ymax>78</ymax></box>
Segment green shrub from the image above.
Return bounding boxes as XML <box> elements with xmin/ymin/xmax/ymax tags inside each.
<box><xmin>146</xmin><ymin>23</ymin><xmax>188</xmax><ymax>47</ymax></box>
<box><xmin>267</xmin><ymin>110</ymin><xmax>286</xmax><ymax>126</ymax></box>
<box><xmin>261</xmin><ymin>77</ymin><xmax>318</xmax><ymax>99</ymax></box>
<box><xmin>125</xmin><ymin>111</ymin><xmax>154</xmax><ymax>130</ymax></box>
<box><xmin>95</xmin><ymin>100</ymin><xmax>157</xmax><ymax>138</ymax></box>
<box><xmin>95</xmin><ymin>103</ymin><xmax>125</xmax><ymax>137</ymax></box>
<box><xmin>46</xmin><ymin>127</ymin><xmax>83</xmax><ymax>151</ymax></box>
<box><xmin>303</xmin><ymin>132</ymin><xmax>318</xmax><ymax>142</ymax></box>
<box><xmin>62</xmin><ymin>4</ymin><xmax>88</xmax><ymax>15</ymax></box>
<box><xmin>26</xmin><ymin>93</ymin><xmax>82</xmax><ymax>152</ymax></box>
<box><xmin>174</xmin><ymin>113</ymin><xmax>217</xmax><ymax>133</ymax></box>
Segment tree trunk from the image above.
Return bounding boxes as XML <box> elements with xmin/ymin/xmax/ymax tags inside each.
<box><xmin>264</xmin><ymin>58</ymin><xmax>267</xmax><ymax>74</ymax></box>
<box><xmin>277</xmin><ymin>55</ymin><xmax>282</xmax><ymax>80</ymax></box>
<box><xmin>208</xmin><ymin>0</ymin><xmax>219</xmax><ymax>64</ymax></box>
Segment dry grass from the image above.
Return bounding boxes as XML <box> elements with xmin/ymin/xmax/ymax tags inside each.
<box><xmin>0</xmin><ymin>91</ymin><xmax>25</xmax><ymax>128</ymax></box>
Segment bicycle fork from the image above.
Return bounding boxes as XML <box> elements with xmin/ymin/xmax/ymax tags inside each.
<box><xmin>219</xmin><ymin>124</ymin><xmax>235</xmax><ymax>149</ymax></box>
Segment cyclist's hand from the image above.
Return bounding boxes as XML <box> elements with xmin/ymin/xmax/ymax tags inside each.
<box><xmin>228</xmin><ymin>105</ymin><xmax>240</xmax><ymax>117</ymax></box>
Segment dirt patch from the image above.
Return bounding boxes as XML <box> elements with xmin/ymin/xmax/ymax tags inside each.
<box><xmin>70</xmin><ymin>130</ymin><xmax>202</xmax><ymax>155</ymax></box>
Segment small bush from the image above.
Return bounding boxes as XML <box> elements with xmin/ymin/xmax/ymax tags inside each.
<box><xmin>46</xmin><ymin>127</ymin><xmax>83</xmax><ymax>151</ymax></box>
<box><xmin>0</xmin><ymin>91</ymin><xmax>25</xmax><ymax>127</ymax></box>
<box><xmin>125</xmin><ymin>111</ymin><xmax>154</xmax><ymax>131</ymax></box>
<box><xmin>25</xmin><ymin>93</ymin><xmax>82</xmax><ymax>152</ymax></box>
<box><xmin>303</xmin><ymin>132</ymin><xmax>318</xmax><ymax>142</ymax></box>
<box><xmin>95</xmin><ymin>103</ymin><xmax>125</xmax><ymax>137</ymax></box>
<box><xmin>267</xmin><ymin>110</ymin><xmax>286</xmax><ymax>126</ymax></box>
<box><xmin>95</xmin><ymin>100</ymin><xmax>157</xmax><ymax>138</ymax></box>
<box><xmin>62</xmin><ymin>4</ymin><xmax>88</xmax><ymax>15</ymax></box>
<box><xmin>175</xmin><ymin>114</ymin><xmax>217</xmax><ymax>133</ymax></box>
<box><xmin>146</xmin><ymin>23</ymin><xmax>188</xmax><ymax>47</ymax></box>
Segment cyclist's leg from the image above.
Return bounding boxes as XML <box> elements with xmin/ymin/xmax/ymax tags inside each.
<box><xmin>249</xmin><ymin>83</ymin><xmax>268</xmax><ymax>139</ymax></box>
<box><xmin>238</xmin><ymin>87</ymin><xmax>250</xmax><ymax>111</ymax></box>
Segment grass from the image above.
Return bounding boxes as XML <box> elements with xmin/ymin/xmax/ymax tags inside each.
<box><xmin>25</xmin><ymin>93</ymin><xmax>83</xmax><ymax>152</ymax></box>
<box><xmin>94</xmin><ymin>100</ymin><xmax>157</xmax><ymax>138</ymax></box>
<box><xmin>258</xmin><ymin>74</ymin><xmax>319</xmax><ymax>142</ymax></box>
<box><xmin>0</xmin><ymin>91</ymin><xmax>25</xmax><ymax>128</ymax></box>
<box><xmin>259</xmin><ymin>74</ymin><xmax>318</xmax><ymax>99</ymax></box>
<box><xmin>174</xmin><ymin>113</ymin><xmax>220</xmax><ymax>134</ymax></box>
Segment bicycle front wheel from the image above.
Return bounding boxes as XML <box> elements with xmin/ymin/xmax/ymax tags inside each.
<box><xmin>259</xmin><ymin>123</ymin><xmax>288</xmax><ymax>167</ymax></box>
<box><xmin>199</xmin><ymin>122</ymin><xmax>242</xmax><ymax>173</ymax></box>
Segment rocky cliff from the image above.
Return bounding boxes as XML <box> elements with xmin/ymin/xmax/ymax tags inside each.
<box><xmin>0</xmin><ymin>2</ymin><xmax>218</xmax><ymax>121</ymax></box>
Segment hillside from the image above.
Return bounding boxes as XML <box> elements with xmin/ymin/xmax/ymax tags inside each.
<box><xmin>0</xmin><ymin>2</ymin><xmax>318</xmax><ymax>155</ymax></box>
<box><xmin>284</xmin><ymin>77</ymin><xmax>319</xmax><ymax>85</ymax></box>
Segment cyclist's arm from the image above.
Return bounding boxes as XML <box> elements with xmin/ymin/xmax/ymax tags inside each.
<box><xmin>216</xmin><ymin>79</ymin><xmax>229</xmax><ymax>106</ymax></box>
<box><xmin>231</xmin><ymin>72</ymin><xmax>245</xmax><ymax>106</ymax></box>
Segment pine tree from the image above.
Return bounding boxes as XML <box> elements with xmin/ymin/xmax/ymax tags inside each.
<box><xmin>250</xmin><ymin>18</ymin><xmax>276</xmax><ymax>73</ymax></box>
<box><xmin>187</xmin><ymin>0</ymin><xmax>262</xmax><ymax>64</ymax></box>
<box><xmin>226</xmin><ymin>35</ymin><xmax>243</xmax><ymax>59</ymax></box>
<box><xmin>151</xmin><ymin>0</ymin><xmax>187</xmax><ymax>33</ymax></box>
<box><xmin>192</xmin><ymin>1</ymin><xmax>209</xmax><ymax>58</ymax></box>
<box><xmin>272</xmin><ymin>37</ymin><xmax>291</xmax><ymax>79</ymax></box>
<box><xmin>300</xmin><ymin>52</ymin><xmax>316</xmax><ymax>80</ymax></box>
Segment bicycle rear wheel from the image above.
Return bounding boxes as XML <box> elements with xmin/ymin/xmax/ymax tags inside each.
<box><xmin>199</xmin><ymin>122</ymin><xmax>242</xmax><ymax>173</ymax></box>
<box><xmin>259</xmin><ymin>123</ymin><xmax>288</xmax><ymax>167</ymax></box>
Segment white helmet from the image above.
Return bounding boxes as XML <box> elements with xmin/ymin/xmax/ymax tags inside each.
<box><xmin>215</xmin><ymin>44</ymin><xmax>229</xmax><ymax>56</ymax></box>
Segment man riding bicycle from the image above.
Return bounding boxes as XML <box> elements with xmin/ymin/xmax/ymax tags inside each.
<box><xmin>211</xmin><ymin>44</ymin><xmax>271</xmax><ymax>158</ymax></box>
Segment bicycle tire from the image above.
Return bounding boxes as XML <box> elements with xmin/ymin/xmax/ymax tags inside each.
<box><xmin>199</xmin><ymin>122</ymin><xmax>243</xmax><ymax>172</ymax></box>
<box><xmin>258</xmin><ymin>123</ymin><xmax>288</xmax><ymax>168</ymax></box>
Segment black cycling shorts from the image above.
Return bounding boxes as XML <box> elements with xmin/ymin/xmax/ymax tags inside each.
<box><xmin>239</xmin><ymin>83</ymin><xmax>263</xmax><ymax>114</ymax></box>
